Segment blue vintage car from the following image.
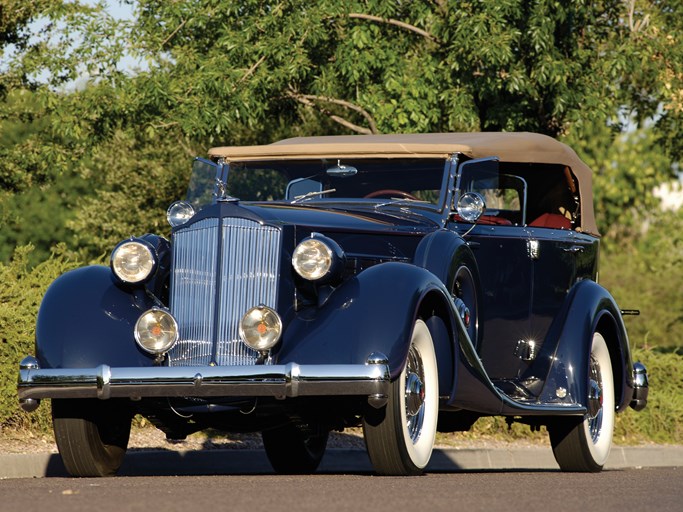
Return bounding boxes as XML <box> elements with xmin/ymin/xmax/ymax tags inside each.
<box><xmin>18</xmin><ymin>132</ymin><xmax>648</xmax><ymax>476</ymax></box>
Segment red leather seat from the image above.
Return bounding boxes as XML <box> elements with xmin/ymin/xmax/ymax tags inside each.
<box><xmin>529</xmin><ymin>213</ymin><xmax>571</xmax><ymax>229</ymax></box>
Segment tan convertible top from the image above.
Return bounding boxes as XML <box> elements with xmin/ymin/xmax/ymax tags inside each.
<box><xmin>209</xmin><ymin>132</ymin><xmax>597</xmax><ymax>234</ymax></box>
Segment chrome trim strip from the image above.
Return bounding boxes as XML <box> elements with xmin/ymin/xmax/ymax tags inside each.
<box><xmin>18</xmin><ymin>362</ymin><xmax>391</xmax><ymax>401</ymax></box>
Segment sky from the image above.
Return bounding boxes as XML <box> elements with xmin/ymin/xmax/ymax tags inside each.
<box><xmin>98</xmin><ymin>0</ymin><xmax>135</xmax><ymax>21</ymax></box>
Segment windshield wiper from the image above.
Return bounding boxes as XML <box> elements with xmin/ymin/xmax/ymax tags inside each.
<box><xmin>291</xmin><ymin>188</ymin><xmax>336</xmax><ymax>204</ymax></box>
<box><xmin>373</xmin><ymin>198</ymin><xmax>432</xmax><ymax>209</ymax></box>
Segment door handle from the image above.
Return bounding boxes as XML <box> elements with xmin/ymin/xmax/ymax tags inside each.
<box><xmin>563</xmin><ymin>245</ymin><xmax>584</xmax><ymax>254</ymax></box>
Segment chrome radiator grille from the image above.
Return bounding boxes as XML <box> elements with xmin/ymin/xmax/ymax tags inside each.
<box><xmin>168</xmin><ymin>217</ymin><xmax>281</xmax><ymax>366</ymax></box>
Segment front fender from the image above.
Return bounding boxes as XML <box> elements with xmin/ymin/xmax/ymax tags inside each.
<box><xmin>276</xmin><ymin>262</ymin><xmax>455</xmax><ymax>381</ymax></box>
<box><xmin>539</xmin><ymin>279</ymin><xmax>634</xmax><ymax>411</ymax></box>
<box><xmin>36</xmin><ymin>265</ymin><xmax>155</xmax><ymax>369</ymax></box>
<box><xmin>414</xmin><ymin>229</ymin><xmax>477</xmax><ymax>290</ymax></box>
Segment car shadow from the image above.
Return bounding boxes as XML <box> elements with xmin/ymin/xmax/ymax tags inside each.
<box><xmin>41</xmin><ymin>444</ymin><xmax>563</xmax><ymax>477</ymax></box>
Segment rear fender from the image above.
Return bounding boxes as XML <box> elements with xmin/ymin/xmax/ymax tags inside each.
<box><xmin>538</xmin><ymin>280</ymin><xmax>634</xmax><ymax>411</ymax></box>
<box><xmin>36</xmin><ymin>266</ymin><xmax>155</xmax><ymax>369</ymax></box>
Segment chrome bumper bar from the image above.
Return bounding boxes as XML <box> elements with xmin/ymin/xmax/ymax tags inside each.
<box><xmin>18</xmin><ymin>355</ymin><xmax>391</xmax><ymax>412</ymax></box>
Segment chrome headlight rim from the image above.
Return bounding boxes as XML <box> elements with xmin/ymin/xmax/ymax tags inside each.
<box><xmin>110</xmin><ymin>238</ymin><xmax>158</xmax><ymax>284</ymax></box>
<box><xmin>167</xmin><ymin>200</ymin><xmax>195</xmax><ymax>228</ymax></box>
<box><xmin>134</xmin><ymin>307</ymin><xmax>179</xmax><ymax>355</ymax></box>
<box><xmin>292</xmin><ymin>234</ymin><xmax>345</xmax><ymax>283</ymax></box>
<box><xmin>456</xmin><ymin>192</ymin><xmax>486</xmax><ymax>223</ymax></box>
<box><xmin>239</xmin><ymin>305</ymin><xmax>283</xmax><ymax>353</ymax></box>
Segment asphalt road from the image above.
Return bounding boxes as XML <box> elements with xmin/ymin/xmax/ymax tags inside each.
<box><xmin>0</xmin><ymin>468</ymin><xmax>680</xmax><ymax>512</ymax></box>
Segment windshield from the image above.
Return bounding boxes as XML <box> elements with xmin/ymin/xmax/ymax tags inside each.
<box><xmin>185</xmin><ymin>157</ymin><xmax>451</xmax><ymax>212</ymax></box>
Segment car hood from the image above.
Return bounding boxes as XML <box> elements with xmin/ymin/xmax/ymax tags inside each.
<box><xmin>240</xmin><ymin>202</ymin><xmax>442</xmax><ymax>235</ymax></box>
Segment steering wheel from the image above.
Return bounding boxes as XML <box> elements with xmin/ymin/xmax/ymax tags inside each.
<box><xmin>364</xmin><ymin>189</ymin><xmax>418</xmax><ymax>200</ymax></box>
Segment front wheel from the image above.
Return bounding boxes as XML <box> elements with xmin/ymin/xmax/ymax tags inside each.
<box><xmin>52</xmin><ymin>398</ymin><xmax>132</xmax><ymax>477</ymax></box>
<box><xmin>548</xmin><ymin>332</ymin><xmax>615</xmax><ymax>472</ymax></box>
<box><xmin>262</xmin><ymin>423</ymin><xmax>329</xmax><ymax>474</ymax></box>
<box><xmin>363</xmin><ymin>318</ymin><xmax>439</xmax><ymax>476</ymax></box>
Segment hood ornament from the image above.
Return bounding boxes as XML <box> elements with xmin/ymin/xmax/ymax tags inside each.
<box><xmin>213</xmin><ymin>159</ymin><xmax>238</xmax><ymax>202</ymax></box>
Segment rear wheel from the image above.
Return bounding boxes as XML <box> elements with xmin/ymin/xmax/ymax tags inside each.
<box><xmin>548</xmin><ymin>332</ymin><xmax>615</xmax><ymax>472</ymax></box>
<box><xmin>52</xmin><ymin>399</ymin><xmax>132</xmax><ymax>477</ymax></box>
<box><xmin>363</xmin><ymin>319</ymin><xmax>438</xmax><ymax>476</ymax></box>
<box><xmin>262</xmin><ymin>423</ymin><xmax>329</xmax><ymax>474</ymax></box>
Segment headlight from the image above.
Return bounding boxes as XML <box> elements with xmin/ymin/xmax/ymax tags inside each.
<box><xmin>292</xmin><ymin>235</ymin><xmax>344</xmax><ymax>282</ymax></box>
<box><xmin>167</xmin><ymin>201</ymin><xmax>195</xmax><ymax>227</ymax></box>
<box><xmin>239</xmin><ymin>305</ymin><xmax>282</xmax><ymax>352</ymax></box>
<box><xmin>134</xmin><ymin>308</ymin><xmax>179</xmax><ymax>354</ymax></box>
<box><xmin>456</xmin><ymin>192</ymin><xmax>486</xmax><ymax>223</ymax></box>
<box><xmin>292</xmin><ymin>239</ymin><xmax>332</xmax><ymax>280</ymax></box>
<box><xmin>111</xmin><ymin>240</ymin><xmax>157</xmax><ymax>284</ymax></box>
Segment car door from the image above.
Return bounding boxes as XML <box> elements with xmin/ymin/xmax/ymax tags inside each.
<box><xmin>454</xmin><ymin>158</ymin><xmax>535</xmax><ymax>380</ymax></box>
<box><xmin>467</xmin><ymin>224</ymin><xmax>534</xmax><ymax>380</ymax></box>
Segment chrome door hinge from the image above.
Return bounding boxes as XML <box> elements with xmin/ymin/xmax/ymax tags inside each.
<box><xmin>527</xmin><ymin>239</ymin><xmax>540</xmax><ymax>260</ymax></box>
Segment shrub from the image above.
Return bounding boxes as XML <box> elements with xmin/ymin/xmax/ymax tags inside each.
<box><xmin>614</xmin><ymin>348</ymin><xmax>683</xmax><ymax>444</ymax></box>
<box><xmin>0</xmin><ymin>245</ymin><xmax>82</xmax><ymax>432</ymax></box>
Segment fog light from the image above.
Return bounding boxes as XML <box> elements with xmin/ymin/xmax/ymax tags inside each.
<box><xmin>239</xmin><ymin>305</ymin><xmax>282</xmax><ymax>352</ymax></box>
<box><xmin>134</xmin><ymin>308</ymin><xmax>179</xmax><ymax>355</ymax></box>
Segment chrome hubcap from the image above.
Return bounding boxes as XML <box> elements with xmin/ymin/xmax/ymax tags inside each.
<box><xmin>405</xmin><ymin>373</ymin><xmax>425</xmax><ymax>417</ymax></box>
<box><xmin>453</xmin><ymin>266</ymin><xmax>477</xmax><ymax>341</ymax></box>
<box><xmin>587</xmin><ymin>356</ymin><xmax>603</xmax><ymax>442</ymax></box>
<box><xmin>453</xmin><ymin>297</ymin><xmax>471</xmax><ymax>328</ymax></box>
<box><xmin>404</xmin><ymin>346</ymin><xmax>425</xmax><ymax>443</ymax></box>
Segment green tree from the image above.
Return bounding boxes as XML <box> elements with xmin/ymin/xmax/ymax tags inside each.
<box><xmin>565</xmin><ymin>123</ymin><xmax>673</xmax><ymax>237</ymax></box>
<box><xmin>66</xmin><ymin>130</ymin><xmax>190</xmax><ymax>256</ymax></box>
<box><xmin>601</xmin><ymin>209</ymin><xmax>683</xmax><ymax>351</ymax></box>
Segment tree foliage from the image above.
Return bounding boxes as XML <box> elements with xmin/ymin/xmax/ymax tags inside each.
<box><xmin>601</xmin><ymin>210</ymin><xmax>683</xmax><ymax>350</ymax></box>
<box><xmin>83</xmin><ymin>1</ymin><xmax>683</xmax><ymax>142</ymax></box>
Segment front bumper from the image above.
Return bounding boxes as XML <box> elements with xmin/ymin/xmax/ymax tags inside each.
<box><xmin>18</xmin><ymin>355</ymin><xmax>391</xmax><ymax>412</ymax></box>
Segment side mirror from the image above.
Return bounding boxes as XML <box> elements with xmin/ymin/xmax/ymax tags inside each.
<box><xmin>456</xmin><ymin>192</ymin><xmax>486</xmax><ymax>223</ymax></box>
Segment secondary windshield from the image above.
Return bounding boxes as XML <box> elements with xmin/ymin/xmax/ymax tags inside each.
<box><xmin>185</xmin><ymin>157</ymin><xmax>451</xmax><ymax>212</ymax></box>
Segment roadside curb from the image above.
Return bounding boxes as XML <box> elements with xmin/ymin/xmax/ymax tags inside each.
<box><xmin>1</xmin><ymin>445</ymin><xmax>681</xmax><ymax>479</ymax></box>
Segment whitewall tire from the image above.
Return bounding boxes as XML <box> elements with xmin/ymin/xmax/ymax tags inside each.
<box><xmin>549</xmin><ymin>332</ymin><xmax>615</xmax><ymax>472</ymax></box>
<box><xmin>363</xmin><ymin>319</ymin><xmax>439</xmax><ymax>475</ymax></box>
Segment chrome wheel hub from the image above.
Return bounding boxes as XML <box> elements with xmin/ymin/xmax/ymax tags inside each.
<box><xmin>405</xmin><ymin>373</ymin><xmax>425</xmax><ymax>417</ymax></box>
<box><xmin>587</xmin><ymin>379</ymin><xmax>603</xmax><ymax>418</ymax></box>
<box><xmin>453</xmin><ymin>297</ymin><xmax>471</xmax><ymax>328</ymax></box>
<box><xmin>587</xmin><ymin>356</ymin><xmax>603</xmax><ymax>442</ymax></box>
<box><xmin>404</xmin><ymin>346</ymin><xmax>425</xmax><ymax>443</ymax></box>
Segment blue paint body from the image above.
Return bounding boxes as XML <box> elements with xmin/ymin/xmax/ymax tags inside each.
<box><xmin>27</xmin><ymin>148</ymin><xmax>644</xmax><ymax>440</ymax></box>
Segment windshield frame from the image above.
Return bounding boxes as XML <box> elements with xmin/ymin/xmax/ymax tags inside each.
<box><xmin>184</xmin><ymin>156</ymin><xmax>457</xmax><ymax>217</ymax></box>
